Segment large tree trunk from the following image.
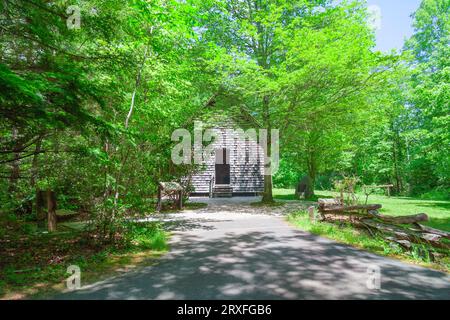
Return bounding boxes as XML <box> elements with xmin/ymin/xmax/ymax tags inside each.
<box><xmin>46</xmin><ymin>190</ymin><xmax>57</xmax><ymax>232</ymax></box>
<box><xmin>305</xmin><ymin>174</ymin><xmax>315</xmax><ymax>199</ymax></box>
<box><xmin>261</xmin><ymin>95</ymin><xmax>274</xmax><ymax>203</ymax></box>
<box><xmin>262</xmin><ymin>174</ymin><xmax>273</xmax><ymax>202</ymax></box>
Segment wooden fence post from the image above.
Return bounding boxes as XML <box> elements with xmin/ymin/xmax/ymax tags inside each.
<box><xmin>308</xmin><ymin>206</ymin><xmax>315</xmax><ymax>222</ymax></box>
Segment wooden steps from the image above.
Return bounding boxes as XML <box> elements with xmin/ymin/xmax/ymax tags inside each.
<box><xmin>213</xmin><ymin>185</ymin><xmax>233</xmax><ymax>198</ymax></box>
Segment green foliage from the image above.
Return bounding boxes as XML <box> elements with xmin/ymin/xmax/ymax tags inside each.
<box><xmin>273</xmin><ymin>159</ymin><xmax>302</xmax><ymax>188</ymax></box>
<box><xmin>420</xmin><ymin>187</ymin><xmax>450</xmax><ymax>201</ymax></box>
<box><xmin>0</xmin><ymin>0</ymin><xmax>445</xmax><ymax>213</ymax></box>
<box><xmin>276</xmin><ymin>0</ymin><xmax>449</xmax><ymax>198</ymax></box>
<box><xmin>0</xmin><ymin>0</ymin><xmax>449</xmax><ymax>287</ymax></box>
<box><xmin>123</xmin><ymin>222</ymin><xmax>168</xmax><ymax>251</ymax></box>
<box><xmin>0</xmin><ymin>217</ymin><xmax>168</xmax><ymax>298</ymax></box>
<box><xmin>0</xmin><ymin>0</ymin><xmax>219</xmax><ymax>225</ymax></box>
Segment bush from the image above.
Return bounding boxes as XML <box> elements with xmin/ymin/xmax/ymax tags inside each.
<box><xmin>123</xmin><ymin>222</ymin><xmax>168</xmax><ymax>251</ymax></box>
<box><xmin>88</xmin><ymin>198</ymin><xmax>129</xmax><ymax>244</ymax></box>
<box><xmin>420</xmin><ymin>187</ymin><xmax>450</xmax><ymax>201</ymax></box>
<box><xmin>20</xmin><ymin>223</ymin><xmax>36</xmax><ymax>235</ymax></box>
<box><xmin>273</xmin><ymin>160</ymin><xmax>301</xmax><ymax>188</ymax></box>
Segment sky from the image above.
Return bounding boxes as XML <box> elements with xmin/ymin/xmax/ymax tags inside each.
<box><xmin>366</xmin><ymin>0</ymin><xmax>422</xmax><ymax>52</ymax></box>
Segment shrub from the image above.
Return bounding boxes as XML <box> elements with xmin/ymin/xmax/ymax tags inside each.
<box><xmin>123</xmin><ymin>222</ymin><xmax>168</xmax><ymax>251</ymax></box>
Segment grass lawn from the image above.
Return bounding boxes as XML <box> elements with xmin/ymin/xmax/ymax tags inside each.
<box><xmin>275</xmin><ymin>188</ymin><xmax>450</xmax><ymax>272</ymax></box>
<box><xmin>287</xmin><ymin>210</ymin><xmax>450</xmax><ymax>272</ymax></box>
<box><xmin>274</xmin><ymin>188</ymin><xmax>450</xmax><ymax>231</ymax></box>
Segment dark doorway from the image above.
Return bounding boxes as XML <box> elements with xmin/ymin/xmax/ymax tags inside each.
<box><xmin>215</xmin><ymin>148</ymin><xmax>230</xmax><ymax>185</ymax></box>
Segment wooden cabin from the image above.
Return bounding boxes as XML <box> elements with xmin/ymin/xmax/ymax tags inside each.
<box><xmin>189</xmin><ymin>118</ymin><xmax>265</xmax><ymax>197</ymax></box>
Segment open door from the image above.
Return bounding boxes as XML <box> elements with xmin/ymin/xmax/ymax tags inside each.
<box><xmin>215</xmin><ymin>148</ymin><xmax>230</xmax><ymax>185</ymax></box>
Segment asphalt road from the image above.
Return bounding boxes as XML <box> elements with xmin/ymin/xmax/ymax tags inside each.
<box><xmin>56</xmin><ymin>197</ymin><xmax>450</xmax><ymax>300</ymax></box>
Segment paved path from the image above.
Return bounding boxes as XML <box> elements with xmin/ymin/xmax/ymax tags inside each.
<box><xmin>58</xmin><ymin>197</ymin><xmax>450</xmax><ymax>300</ymax></box>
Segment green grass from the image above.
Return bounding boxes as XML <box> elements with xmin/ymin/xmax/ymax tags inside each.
<box><xmin>279</xmin><ymin>188</ymin><xmax>450</xmax><ymax>272</ymax></box>
<box><xmin>287</xmin><ymin>211</ymin><xmax>403</xmax><ymax>255</ymax></box>
<box><xmin>0</xmin><ymin>219</ymin><xmax>169</xmax><ymax>299</ymax></box>
<box><xmin>287</xmin><ymin>210</ymin><xmax>450</xmax><ymax>272</ymax></box>
<box><xmin>123</xmin><ymin>221</ymin><xmax>168</xmax><ymax>251</ymax></box>
<box><xmin>274</xmin><ymin>188</ymin><xmax>450</xmax><ymax>231</ymax></box>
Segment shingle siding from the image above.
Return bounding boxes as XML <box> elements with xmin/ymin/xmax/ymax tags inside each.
<box><xmin>190</xmin><ymin>121</ymin><xmax>265</xmax><ymax>195</ymax></box>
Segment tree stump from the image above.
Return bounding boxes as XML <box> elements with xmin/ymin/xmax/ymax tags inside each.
<box><xmin>296</xmin><ymin>175</ymin><xmax>313</xmax><ymax>199</ymax></box>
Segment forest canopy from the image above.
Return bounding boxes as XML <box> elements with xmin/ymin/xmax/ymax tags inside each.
<box><xmin>0</xmin><ymin>0</ymin><xmax>449</xmax><ymax>231</ymax></box>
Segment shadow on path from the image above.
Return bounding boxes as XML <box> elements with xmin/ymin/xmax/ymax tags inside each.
<box><xmin>58</xmin><ymin>214</ymin><xmax>450</xmax><ymax>300</ymax></box>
